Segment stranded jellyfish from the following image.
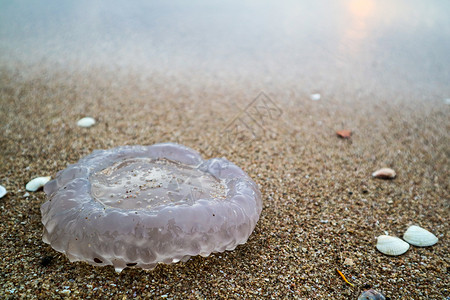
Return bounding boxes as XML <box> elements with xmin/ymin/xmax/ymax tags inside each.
<box><xmin>41</xmin><ymin>143</ymin><xmax>262</xmax><ymax>272</ymax></box>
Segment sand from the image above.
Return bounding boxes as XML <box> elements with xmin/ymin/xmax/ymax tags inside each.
<box><xmin>0</xmin><ymin>65</ymin><xmax>448</xmax><ymax>299</ymax></box>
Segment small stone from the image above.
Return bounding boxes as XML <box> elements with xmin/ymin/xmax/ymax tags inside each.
<box><xmin>26</xmin><ymin>176</ymin><xmax>51</xmax><ymax>192</ymax></box>
<box><xmin>23</xmin><ymin>192</ymin><xmax>30</xmax><ymax>198</ymax></box>
<box><xmin>372</xmin><ymin>168</ymin><xmax>396</xmax><ymax>179</ymax></box>
<box><xmin>310</xmin><ymin>93</ymin><xmax>321</xmax><ymax>101</ymax></box>
<box><xmin>60</xmin><ymin>289</ymin><xmax>71</xmax><ymax>295</ymax></box>
<box><xmin>0</xmin><ymin>185</ymin><xmax>6</xmax><ymax>198</ymax></box>
<box><xmin>301</xmin><ymin>247</ymin><xmax>308</xmax><ymax>253</ymax></box>
<box><xmin>77</xmin><ymin>117</ymin><xmax>96</xmax><ymax>128</ymax></box>
<box><xmin>343</xmin><ymin>258</ymin><xmax>354</xmax><ymax>266</ymax></box>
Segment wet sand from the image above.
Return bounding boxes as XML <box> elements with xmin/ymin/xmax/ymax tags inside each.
<box><xmin>0</xmin><ymin>64</ymin><xmax>448</xmax><ymax>299</ymax></box>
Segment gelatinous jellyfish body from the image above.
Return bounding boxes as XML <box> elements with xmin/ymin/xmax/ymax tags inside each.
<box><xmin>41</xmin><ymin>143</ymin><xmax>262</xmax><ymax>272</ymax></box>
<box><xmin>90</xmin><ymin>157</ymin><xmax>226</xmax><ymax>210</ymax></box>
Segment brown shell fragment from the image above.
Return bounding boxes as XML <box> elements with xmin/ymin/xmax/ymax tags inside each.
<box><xmin>336</xmin><ymin>130</ymin><xmax>352</xmax><ymax>139</ymax></box>
<box><xmin>372</xmin><ymin>168</ymin><xmax>396</xmax><ymax>179</ymax></box>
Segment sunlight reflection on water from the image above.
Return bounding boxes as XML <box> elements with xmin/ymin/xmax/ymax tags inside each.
<box><xmin>1</xmin><ymin>0</ymin><xmax>449</xmax><ymax>95</ymax></box>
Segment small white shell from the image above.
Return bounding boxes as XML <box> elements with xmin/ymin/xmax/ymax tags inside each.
<box><xmin>372</xmin><ymin>168</ymin><xmax>396</xmax><ymax>179</ymax></box>
<box><xmin>310</xmin><ymin>93</ymin><xmax>321</xmax><ymax>101</ymax></box>
<box><xmin>376</xmin><ymin>235</ymin><xmax>409</xmax><ymax>256</ymax></box>
<box><xmin>403</xmin><ymin>225</ymin><xmax>438</xmax><ymax>247</ymax></box>
<box><xmin>26</xmin><ymin>176</ymin><xmax>51</xmax><ymax>192</ymax></box>
<box><xmin>77</xmin><ymin>117</ymin><xmax>96</xmax><ymax>128</ymax></box>
<box><xmin>0</xmin><ymin>185</ymin><xmax>6</xmax><ymax>198</ymax></box>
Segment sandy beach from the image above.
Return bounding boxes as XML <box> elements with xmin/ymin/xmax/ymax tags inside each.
<box><xmin>1</xmin><ymin>1</ymin><xmax>449</xmax><ymax>299</ymax></box>
<box><xmin>0</xmin><ymin>63</ymin><xmax>448</xmax><ymax>299</ymax></box>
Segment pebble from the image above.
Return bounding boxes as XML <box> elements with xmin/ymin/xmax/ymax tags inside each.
<box><xmin>310</xmin><ymin>93</ymin><xmax>321</xmax><ymax>101</ymax></box>
<box><xmin>77</xmin><ymin>117</ymin><xmax>96</xmax><ymax>128</ymax></box>
<box><xmin>60</xmin><ymin>289</ymin><xmax>71</xmax><ymax>295</ymax></box>
<box><xmin>26</xmin><ymin>176</ymin><xmax>51</xmax><ymax>192</ymax></box>
<box><xmin>0</xmin><ymin>185</ymin><xmax>6</xmax><ymax>198</ymax></box>
<box><xmin>372</xmin><ymin>168</ymin><xmax>396</xmax><ymax>179</ymax></box>
<box><xmin>343</xmin><ymin>257</ymin><xmax>354</xmax><ymax>266</ymax></box>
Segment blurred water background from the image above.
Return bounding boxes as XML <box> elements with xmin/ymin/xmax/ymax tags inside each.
<box><xmin>1</xmin><ymin>0</ymin><xmax>449</xmax><ymax>98</ymax></box>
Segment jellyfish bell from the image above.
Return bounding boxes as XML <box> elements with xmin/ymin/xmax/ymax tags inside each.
<box><xmin>41</xmin><ymin>143</ymin><xmax>262</xmax><ymax>272</ymax></box>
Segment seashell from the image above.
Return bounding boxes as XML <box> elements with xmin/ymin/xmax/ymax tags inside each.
<box><xmin>358</xmin><ymin>289</ymin><xmax>386</xmax><ymax>300</ymax></box>
<box><xmin>403</xmin><ymin>225</ymin><xmax>438</xmax><ymax>247</ymax></box>
<box><xmin>77</xmin><ymin>117</ymin><xmax>96</xmax><ymax>128</ymax></box>
<box><xmin>0</xmin><ymin>185</ymin><xmax>6</xmax><ymax>198</ymax></box>
<box><xmin>376</xmin><ymin>235</ymin><xmax>409</xmax><ymax>256</ymax></box>
<box><xmin>310</xmin><ymin>93</ymin><xmax>321</xmax><ymax>101</ymax></box>
<box><xmin>372</xmin><ymin>168</ymin><xmax>396</xmax><ymax>179</ymax></box>
<box><xmin>336</xmin><ymin>130</ymin><xmax>352</xmax><ymax>139</ymax></box>
<box><xmin>26</xmin><ymin>176</ymin><xmax>51</xmax><ymax>192</ymax></box>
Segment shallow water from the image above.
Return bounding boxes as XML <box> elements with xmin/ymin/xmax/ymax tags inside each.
<box><xmin>1</xmin><ymin>0</ymin><xmax>449</xmax><ymax>96</ymax></box>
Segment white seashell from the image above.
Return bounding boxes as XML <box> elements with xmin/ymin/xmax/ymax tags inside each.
<box><xmin>26</xmin><ymin>176</ymin><xmax>51</xmax><ymax>192</ymax></box>
<box><xmin>310</xmin><ymin>93</ymin><xmax>321</xmax><ymax>101</ymax></box>
<box><xmin>0</xmin><ymin>185</ymin><xmax>6</xmax><ymax>198</ymax></box>
<box><xmin>372</xmin><ymin>168</ymin><xmax>396</xmax><ymax>179</ymax></box>
<box><xmin>403</xmin><ymin>225</ymin><xmax>438</xmax><ymax>247</ymax></box>
<box><xmin>376</xmin><ymin>235</ymin><xmax>409</xmax><ymax>256</ymax></box>
<box><xmin>77</xmin><ymin>117</ymin><xmax>96</xmax><ymax>128</ymax></box>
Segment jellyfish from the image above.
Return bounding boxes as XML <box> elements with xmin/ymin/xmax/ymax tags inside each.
<box><xmin>41</xmin><ymin>143</ymin><xmax>262</xmax><ymax>272</ymax></box>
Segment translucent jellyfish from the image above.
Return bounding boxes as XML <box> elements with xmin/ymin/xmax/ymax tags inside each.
<box><xmin>41</xmin><ymin>143</ymin><xmax>262</xmax><ymax>272</ymax></box>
